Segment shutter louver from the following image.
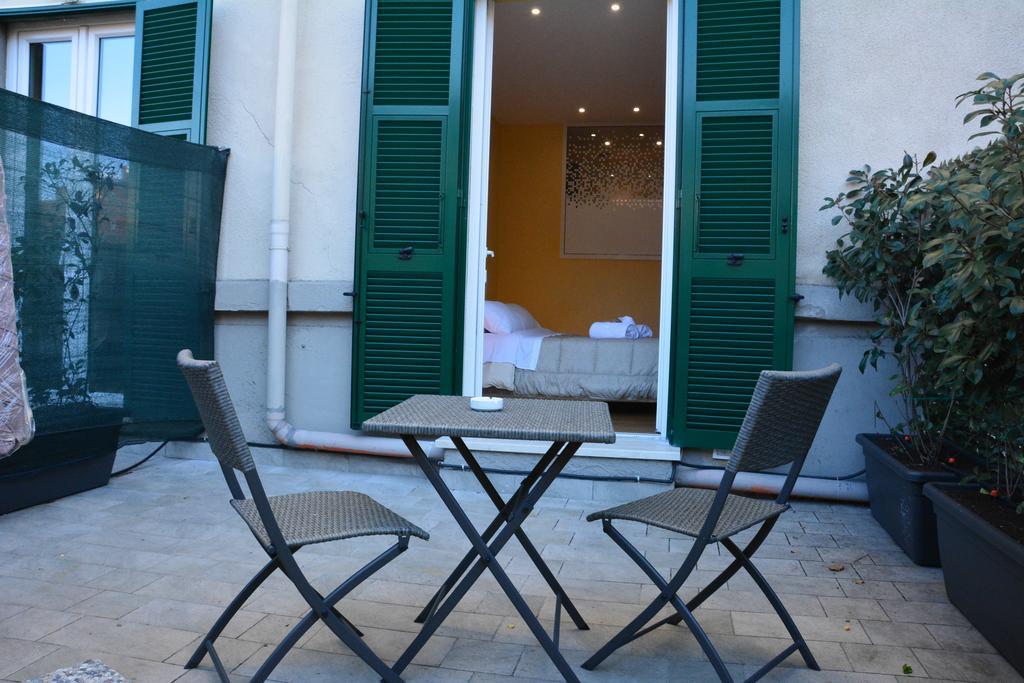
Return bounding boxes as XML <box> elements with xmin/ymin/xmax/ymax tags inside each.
<box><xmin>373</xmin><ymin>0</ymin><xmax>453</xmax><ymax>106</ymax></box>
<box><xmin>670</xmin><ymin>0</ymin><xmax>796</xmax><ymax>449</ymax></box>
<box><xmin>362</xmin><ymin>272</ymin><xmax>445</xmax><ymax>413</ymax></box>
<box><xmin>352</xmin><ymin>0</ymin><xmax>470</xmax><ymax>428</ymax></box>
<box><xmin>696</xmin><ymin>0</ymin><xmax>781</xmax><ymax>101</ymax></box>
<box><xmin>685</xmin><ymin>278</ymin><xmax>775</xmax><ymax>434</ymax></box>
<box><xmin>132</xmin><ymin>0</ymin><xmax>212</xmax><ymax>143</ymax></box>
<box><xmin>697</xmin><ymin>114</ymin><xmax>775</xmax><ymax>255</ymax></box>
<box><xmin>372</xmin><ymin>119</ymin><xmax>445</xmax><ymax>250</ymax></box>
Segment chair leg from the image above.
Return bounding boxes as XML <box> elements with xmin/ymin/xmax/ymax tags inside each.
<box><xmin>185</xmin><ymin>557</ymin><xmax>279</xmax><ymax>669</ymax></box>
<box><xmin>721</xmin><ymin>538</ymin><xmax>819</xmax><ymax>671</ymax></box>
<box><xmin>232</xmin><ymin>540</ymin><xmax>408</xmax><ymax>683</ymax></box>
<box><xmin>582</xmin><ymin>523</ymin><xmax>733</xmax><ymax>682</ymax></box>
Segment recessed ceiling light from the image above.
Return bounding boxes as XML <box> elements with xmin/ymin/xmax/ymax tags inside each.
<box><xmin>611</xmin><ymin>3</ymin><xmax>621</xmax><ymax>11</ymax></box>
<box><xmin>530</xmin><ymin>7</ymin><xmax>541</xmax><ymax>15</ymax></box>
<box><xmin>656</xmin><ymin>140</ymin><xmax>663</xmax><ymax>146</ymax></box>
<box><xmin>633</xmin><ymin>106</ymin><xmax>640</xmax><ymax>112</ymax></box>
<box><xmin>604</xmin><ymin>140</ymin><xmax>612</xmax><ymax>146</ymax></box>
<box><xmin>639</xmin><ymin>133</ymin><xmax>645</xmax><ymax>137</ymax></box>
<box><xmin>590</xmin><ymin>133</ymin><xmax>597</xmax><ymax>137</ymax></box>
<box><xmin>578</xmin><ymin>107</ymin><xmax>586</xmax><ymax>113</ymax></box>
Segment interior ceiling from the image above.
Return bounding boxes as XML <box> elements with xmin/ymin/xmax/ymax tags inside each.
<box><xmin>492</xmin><ymin>0</ymin><xmax>667</xmax><ymax>125</ymax></box>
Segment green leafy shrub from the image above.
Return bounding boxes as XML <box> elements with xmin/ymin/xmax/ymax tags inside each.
<box><xmin>823</xmin><ymin>72</ymin><xmax>1024</xmax><ymax>504</ymax></box>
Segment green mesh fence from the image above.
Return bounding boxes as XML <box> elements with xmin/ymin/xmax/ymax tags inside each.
<box><xmin>1</xmin><ymin>89</ymin><xmax>227</xmax><ymax>441</ymax></box>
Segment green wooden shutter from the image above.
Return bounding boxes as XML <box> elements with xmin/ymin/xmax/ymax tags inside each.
<box><xmin>669</xmin><ymin>0</ymin><xmax>798</xmax><ymax>448</ymax></box>
<box><xmin>351</xmin><ymin>0</ymin><xmax>471</xmax><ymax>428</ymax></box>
<box><xmin>131</xmin><ymin>0</ymin><xmax>212</xmax><ymax>143</ymax></box>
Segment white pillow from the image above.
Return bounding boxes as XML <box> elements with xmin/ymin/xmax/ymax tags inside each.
<box><xmin>484</xmin><ymin>301</ymin><xmax>540</xmax><ymax>333</ymax></box>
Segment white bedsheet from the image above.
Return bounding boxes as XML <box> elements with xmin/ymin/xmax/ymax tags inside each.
<box><xmin>483</xmin><ymin>328</ymin><xmax>557</xmax><ymax>371</ymax></box>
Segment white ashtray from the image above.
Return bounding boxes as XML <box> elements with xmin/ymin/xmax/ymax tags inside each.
<box><xmin>470</xmin><ymin>396</ymin><xmax>504</xmax><ymax>412</ymax></box>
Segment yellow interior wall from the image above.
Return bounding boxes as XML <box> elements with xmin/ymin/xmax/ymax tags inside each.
<box><xmin>486</xmin><ymin>123</ymin><xmax>662</xmax><ymax>336</ymax></box>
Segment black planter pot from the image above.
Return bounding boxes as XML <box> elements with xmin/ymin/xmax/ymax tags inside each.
<box><xmin>857</xmin><ymin>433</ymin><xmax>958</xmax><ymax>566</ymax></box>
<box><xmin>0</xmin><ymin>405</ymin><xmax>123</xmax><ymax>515</ymax></box>
<box><xmin>925</xmin><ymin>483</ymin><xmax>1024</xmax><ymax>676</ymax></box>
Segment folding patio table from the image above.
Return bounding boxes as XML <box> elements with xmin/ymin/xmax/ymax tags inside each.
<box><xmin>362</xmin><ymin>394</ymin><xmax>616</xmax><ymax>683</ymax></box>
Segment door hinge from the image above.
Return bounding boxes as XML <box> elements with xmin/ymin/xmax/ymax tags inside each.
<box><xmin>789</xmin><ymin>293</ymin><xmax>805</xmax><ymax>303</ymax></box>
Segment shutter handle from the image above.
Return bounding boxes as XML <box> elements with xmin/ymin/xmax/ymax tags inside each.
<box><xmin>789</xmin><ymin>293</ymin><xmax>805</xmax><ymax>303</ymax></box>
<box><xmin>726</xmin><ymin>253</ymin><xmax>745</xmax><ymax>266</ymax></box>
<box><xmin>398</xmin><ymin>246</ymin><xmax>414</xmax><ymax>260</ymax></box>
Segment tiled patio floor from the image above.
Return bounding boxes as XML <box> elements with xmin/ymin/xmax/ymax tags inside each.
<box><xmin>0</xmin><ymin>452</ymin><xmax>1018</xmax><ymax>683</ymax></box>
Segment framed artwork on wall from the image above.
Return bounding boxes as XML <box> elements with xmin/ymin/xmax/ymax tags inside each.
<box><xmin>562</xmin><ymin>124</ymin><xmax>664</xmax><ymax>260</ymax></box>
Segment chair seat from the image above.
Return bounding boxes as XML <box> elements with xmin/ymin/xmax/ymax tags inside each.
<box><xmin>232</xmin><ymin>491</ymin><xmax>429</xmax><ymax>549</ymax></box>
<box><xmin>587</xmin><ymin>487</ymin><xmax>788</xmax><ymax>541</ymax></box>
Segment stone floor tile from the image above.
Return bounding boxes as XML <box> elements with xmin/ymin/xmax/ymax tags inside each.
<box><xmin>0</xmin><ymin>608</ymin><xmax>80</xmax><ymax>642</ymax></box>
<box><xmin>166</xmin><ymin>635</ymin><xmax>264</xmax><ymax>674</ymax></box>
<box><xmin>923</xmin><ymin>624</ymin><xmax>997</xmax><ymax>654</ymax></box>
<box><xmin>66</xmin><ymin>591</ymin><xmax>150</xmax><ymax>619</ymax></box>
<box><xmin>40</xmin><ymin>615</ymin><xmax>198</xmax><ymax>662</ymax></box>
<box><xmin>839</xmin><ymin>579</ymin><xmax>903</xmax><ymax>600</ymax></box>
<box><xmin>134</xmin><ymin>574</ymin><xmax>242</xmax><ymax>609</ymax></box>
<box><xmin>84</xmin><ymin>568</ymin><xmax>163</xmax><ymax>594</ymax></box>
<box><xmin>878</xmin><ymin>600</ymin><xmax>969</xmax><ymax>627</ymax></box>
<box><xmin>6</xmin><ymin>646</ymin><xmax>181</xmax><ymax>683</ymax></box>
<box><xmin>861</xmin><ymin>621</ymin><xmax>939</xmax><ymax>649</ymax></box>
<box><xmin>234</xmin><ymin>644</ymin><xmax>386</xmax><ymax>682</ymax></box>
<box><xmin>893</xmin><ymin>582</ymin><xmax>950</xmax><ymax>604</ymax></box>
<box><xmin>731</xmin><ymin>612</ymin><xmax>870</xmax><ymax>644</ymax></box>
<box><xmin>440</xmin><ymin>639</ymin><xmax>525</xmax><ymax>675</ymax></box>
<box><xmin>911</xmin><ymin>648</ymin><xmax>1022</xmax><ymax>683</ymax></box>
<box><xmin>121</xmin><ymin>598</ymin><xmax>263</xmax><ymax>639</ymax></box>
<box><xmin>236</xmin><ymin>614</ymin><xmax>322</xmax><ymax>648</ymax></box>
<box><xmin>841</xmin><ymin>643</ymin><xmax>926</xmax><ymax>677</ymax></box>
<box><xmin>0</xmin><ymin>576</ymin><xmax>98</xmax><ymax>612</ymax></box>
<box><xmin>819</xmin><ymin>597</ymin><xmax>889</xmax><ymax>621</ymax></box>
<box><xmin>302</xmin><ymin>624</ymin><xmax>455</xmax><ymax>667</ymax></box>
<box><xmin>0</xmin><ymin>638</ymin><xmax>59</xmax><ymax>678</ymax></box>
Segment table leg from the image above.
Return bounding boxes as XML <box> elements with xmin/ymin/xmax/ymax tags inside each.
<box><xmin>452</xmin><ymin>436</ymin><xmax>589</xmax><ymax>630</ymax></box>
<box><xmin>395</xmin><ymin>436</ymin><xmax>583</xmax><ymax>683</ymax></box>
<box><xmin>415</xmin><ymin>441</ymin><xmax>563</xmax><ymax>624</ymax></box>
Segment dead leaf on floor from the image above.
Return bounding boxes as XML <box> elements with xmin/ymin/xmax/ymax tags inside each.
<box><xmin>843</xmin><ymin>622</ymin><xmax>852</xmax><ymax>631</ymax></box>
<box><xmin>828</xmin><ymin>563</ymin><xmax>845</xmax><ymax>572</ymax></box>
<box><xmin>853</xmin><ymin>578</ymin><xmax>865</xmax><ymax>585</ymax></box>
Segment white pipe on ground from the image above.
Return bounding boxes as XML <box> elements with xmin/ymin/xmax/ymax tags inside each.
<box><xmin>262</xmin><ymin>0</ymin><xmax>411</xmax><ymax>459</ymax></box>
<box><xmin>675</xmin><ymin>468</ymin><xmax>868</xmax><ymax>503</ymax></box>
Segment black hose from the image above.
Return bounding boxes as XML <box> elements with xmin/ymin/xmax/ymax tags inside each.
<box><xmin>111</xmin><ymin>440</ymin><xmax>169</xmax><ymax>477</ymax></box>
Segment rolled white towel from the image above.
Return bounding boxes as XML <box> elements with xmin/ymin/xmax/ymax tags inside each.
<box><xmin>589</xmin><ymin>321</ymin><xmax>633</xmax><ymax>339</ymax></box>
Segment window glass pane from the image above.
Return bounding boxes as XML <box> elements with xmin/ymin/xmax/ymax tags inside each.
<box><xmin>29</xmin><ymin>40</ymin><xmax>72</xmax><ymax>108</ymax></box>
<box><xmin>97</xmin><ymin>35</ymin><xmax>134</xmax><ymax>125</ymax></box>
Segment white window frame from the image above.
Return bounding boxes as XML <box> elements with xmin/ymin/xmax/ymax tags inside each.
<box><xmin>461</xmin><ymin>0</ymin><xmax>680</xmax><ymax>452</ymax></box>
<box><xmin>4</xmin><ymin>14</ymin><xmax>134</xmax><ymax>119</ymax></box>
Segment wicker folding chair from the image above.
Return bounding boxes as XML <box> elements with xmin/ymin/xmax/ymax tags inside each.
<box><xmin>582</xmin><ymin>364</ymin><xmax>842</xmax><ymax>682</ymax></box>
<box><xmin>176</xmin><ymin>350</ymin><xmax>428</xmax><ymax>683</ymax></box>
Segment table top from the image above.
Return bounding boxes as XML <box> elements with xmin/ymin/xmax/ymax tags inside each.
<box><xmin>362</xmin><ymin>395</ymin><xmax>616</xmax><ymax>444</ymax></box>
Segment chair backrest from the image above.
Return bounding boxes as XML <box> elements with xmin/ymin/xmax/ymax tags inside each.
<box><xmin>727</xmin><ymin>364</ymin><xmax>842</xmax><ymax>479</ymax></box>
<box><xmin>177</xmin><ymin>349</ymin><xmax>255</xmax><ymax>485</ymax></box>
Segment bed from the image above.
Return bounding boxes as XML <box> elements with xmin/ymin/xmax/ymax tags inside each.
<box><xmin>481</xmin><ymin>301</ymin><xmax>658</xmax><ymax>401</ymax></box>
<box><xmin>484</xmin><ymin>334</ymin><xmax>657</xmax><ymax>401</ymax></box>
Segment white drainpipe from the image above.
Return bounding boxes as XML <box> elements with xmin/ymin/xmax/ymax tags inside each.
<box><xmin>262</xmin><ymin>0</ymin><xmax>412</xmax><ymax>458</ymax></box>
<box><xmin>676</xmin><ymin>468</ymin><xmax>868</xmax><ymax>503</ymax></box>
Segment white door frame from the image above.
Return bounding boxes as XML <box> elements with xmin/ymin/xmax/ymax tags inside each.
<box><xmin>461</xmin><ymin>0</ymin><xmax>680</xmax><ymax>439</ymax></box>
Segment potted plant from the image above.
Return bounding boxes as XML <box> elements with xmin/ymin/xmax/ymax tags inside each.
<box><xmin>0</xmin><ymin>155</ymin><xmax>125</xmax><ymax>514</ymax></box>
<box><xmin>922</xmin><ymin>71</ymin><xmax>1024</xmax><ymax>675</ymax></box>
<box><xmin>823</xmin><ymin>153</ymin><xmax>961</xmax><ymax>566</ymax></box>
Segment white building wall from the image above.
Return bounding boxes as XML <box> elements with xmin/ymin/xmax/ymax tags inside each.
<box><xmin>204</xmin><ymin>0</ymin><xmax>1024</xmax><ymax>476</ymax></box>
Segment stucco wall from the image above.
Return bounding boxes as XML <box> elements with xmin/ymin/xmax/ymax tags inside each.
<box><xmin>203</xmin><ymin>0</ymin><xmax>1024</xmax><ymax>472</ymax></box>
<box><xmin>797</xmin><ymin>0</ymin><xmax>1024</xmax><ymax>285</ymax></box>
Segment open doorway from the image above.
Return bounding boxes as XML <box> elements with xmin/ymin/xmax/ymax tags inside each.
<box><xmin>479</xmin><ymin>0</ymin><xmax>668</xmax><ymax>435</ymax></box>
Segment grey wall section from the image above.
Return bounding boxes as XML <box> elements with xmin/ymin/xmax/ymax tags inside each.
<box><xmin>203</xmin><ymin>0</ymin><xmax>1024</xmax><ymax>470</ymax></box>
